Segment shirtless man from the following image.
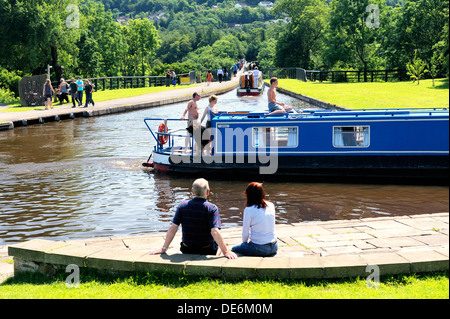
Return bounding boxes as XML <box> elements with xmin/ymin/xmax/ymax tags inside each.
<box><xmin>181</xmin><ymin>92</ymin><xmax>201</xmax><ymax>152</ymax></box>
<box><xmin>267</xmin><ymin>77</ymin><xmax>294</xmax><ymax>115</ymax></box>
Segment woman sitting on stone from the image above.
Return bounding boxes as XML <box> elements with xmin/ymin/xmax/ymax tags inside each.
<box><xmin>231</xmin><ymin>182</ymin><xmax>278</xmax><ymax>257</ymax></box>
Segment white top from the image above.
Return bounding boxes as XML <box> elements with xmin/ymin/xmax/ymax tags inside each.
<box><xmin>206</xmin><ymin>105</ymin><xmax>217</xmax><ymax>121</ymax></box>
<box><xmin>241</xmin><ymin>201</ymin><xmax>276</xmax><ymax>245</ymax></box>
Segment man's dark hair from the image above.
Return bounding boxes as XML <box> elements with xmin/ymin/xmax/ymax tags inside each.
<box><xmin>270</xmin><ymin>77</ymin><xmax>278</xmax><ymax>85</ymax></box>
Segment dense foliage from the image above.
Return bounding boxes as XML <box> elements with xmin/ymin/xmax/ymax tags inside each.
<box><xmin>0</xmin><ymin>0</ymin><xmax>448</xmax><ymax>101</ymax></box>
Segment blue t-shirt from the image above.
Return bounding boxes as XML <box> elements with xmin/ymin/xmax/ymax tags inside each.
<box><xmin>76</xmin><ymin>80</ymin><xmax>83</xmax><ymax>91</ymax></box>
<box><xmin>172</xmin><ymin>197</ymin><xmax>221</xmax><ymax>247</ymax></box>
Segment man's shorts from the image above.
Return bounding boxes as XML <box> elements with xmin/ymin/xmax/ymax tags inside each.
<box><xmin>268</xmin><ymin>102</ymin><xmax>283</xmax><ymax>112</ymax></box>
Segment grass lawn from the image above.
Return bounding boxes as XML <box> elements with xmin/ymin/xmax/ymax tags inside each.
<box><xmin>0</xmin><ymin>84</ymin><xmax>199</xmax><ymax>112</ymax></box>
<box><xmin>0</xmin><ymin>270</ymin><xmax>448</xmax><ymax>299</ymax></box>
<box><xmin>276</xmin><ymin>78</ymin><xmax>449</xmax><ymax>110</ymax></box>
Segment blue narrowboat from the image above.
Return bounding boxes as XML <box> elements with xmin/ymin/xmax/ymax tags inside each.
<box><xmin>143</xmin><ymin>108</ymin><xmax>449</xmax><ymax>183</ymax></box>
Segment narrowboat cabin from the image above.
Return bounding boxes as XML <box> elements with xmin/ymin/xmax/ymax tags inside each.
<box><xmin>143</xmin><ymin>108</ymin><xmax>449</xmax><ymax>183</ymax></box>
<box><xmin>237</xmin><ymin>71</ymin><xmax>265</xmax><ymax>96</ymax></box>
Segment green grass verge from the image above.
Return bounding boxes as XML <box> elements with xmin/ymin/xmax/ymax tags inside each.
<box><xmin>0</xmin><ymin>84</ymin><xmax>199</xmax><ymax>112</ymax></box>
<box><xmin>0</xmin><ymin>270</ymin><xmax>447</xmax><ymax>299</ymax></box>
<box><xmin>276</xmin><ymin>78</ymin><xmax>449</xmax><ymax>110</ymax></box>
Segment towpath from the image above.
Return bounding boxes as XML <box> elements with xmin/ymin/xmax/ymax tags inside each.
<box><xmin>0</xmin><ymin>75</ymin><xmax>241</xmax><ymax>130</ymax></box>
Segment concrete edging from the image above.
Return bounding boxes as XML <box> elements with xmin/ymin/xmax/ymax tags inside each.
<box><xmin>7</xmin><ymin>213</ymin><xmax>449</xmax><ymax>281</ymax></box>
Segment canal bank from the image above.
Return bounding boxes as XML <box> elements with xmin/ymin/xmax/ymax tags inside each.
<box><xmin>0</xmin><ymin>77</ymin><xmax>241</xmax><ymax>131</ymax></box>
<box><xmin>3</xmin><ymin>212</ymin><xmax>448</xmax><ymax>282</ymax></box>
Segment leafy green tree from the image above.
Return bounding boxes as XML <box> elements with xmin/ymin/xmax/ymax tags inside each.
<box><xmin>274</xmin><ymin>0</ymin><xmax>329</xmax><ymax>69</ymax></box>
<box><xmin>406</xmin><ymin>50</ymin><xmax>429</xmax><ymax>84</ymax></box>
<box><xmin>122</xmin><ymin>18</ymin><xmax>160</xmax><ymax>75</ymax></box>
<box><xmin>385</xmin><ymin>0</ymin><xmax>449</xmax><ymax>73</ymax></box>
<box><xmin>77</xmin><ymin>0</ymin><xmax>128</xmax><ymax>77</ymax></box>
<box><xmin>324</xmin><ymin>0</ymin><xmax>389</xmax><ymax>77</ymax></box>
<box><xmin>0</xmin><ymin>0</ymin><xmax>82</xmax><ymax>80</ymax></box>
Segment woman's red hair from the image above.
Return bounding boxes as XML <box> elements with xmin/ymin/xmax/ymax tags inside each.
<box><xmin>245</xmin><ymin>182</ymin><xmax>268</xmax><ymax>209</ymax></box>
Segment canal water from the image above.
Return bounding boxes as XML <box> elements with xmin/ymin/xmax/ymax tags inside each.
<box><xmin>0</xmin><ymin>89</ymin><xmax>448</xmax><ymax>245</ymax></box>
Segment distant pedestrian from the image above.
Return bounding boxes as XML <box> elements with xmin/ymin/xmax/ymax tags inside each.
<box><xmin>42</xmin><ymin>78</ymin><xmax>55</xmax><ymax>110</ymax></box>
<box><xmin>76</xmin><ymin>76</ymin><xmax>84</xmax><ymax>106</ymax></box>
<box><xmin>223</xmin><ymin>67</ymin><xmax>228</xmax><ymax>81</ymax></box>
<box><xmin>171</xmin><ymin>70</ymin><xmax>177</xmax><ymax>86</ymax></box>
<box><xmin>206</xmin><ymin>71</ymin><xmax>213</xmax><ymax>86</ymax></box>
<box><xmin>231</xmin><ymin>182</ymin><xmax>278</xmax><ymax>257</ymax></box>
<box><xmin>165</xmin><ymin>69</ymin><xmax>171</xmax><ymax>87</ymax></box>
<box><xmin>69</xmin><ymin>78</ymin><xmax>80</xmax><ymax>108</ymax></box>
<box><xmin>57</xmin><ymin>78</ymin><xmax>70</xmax><ymax>104</ymax></box>
<box><xmin>84</xmin><ymin>79</ymin><xmax>95</xmax><ymax>108</ymax></box>
<box><xmin>217</xmin><ymin>68</ymin><xmax>223</xmax><ymax>83</ymax></box>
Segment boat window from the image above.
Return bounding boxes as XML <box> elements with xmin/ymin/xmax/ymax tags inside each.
<box><xmin>333</xmin><ymin>126</ymin><xmax>370</xmax><ymax>148</ymax></box>
<box><xmin>253</xmin><ymin>127</ymin><xmax>298</xmax><ymax>148</ymax></box>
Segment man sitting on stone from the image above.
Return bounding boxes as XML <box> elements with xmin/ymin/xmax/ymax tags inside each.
<box><xmin>149</xmin><ymin>178</ymin><xmax>237</xmax><ymax>259</ymax></box>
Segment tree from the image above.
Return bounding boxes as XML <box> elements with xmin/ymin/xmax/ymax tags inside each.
<box><xmin>324</xmin><ymin>0</ymin><xmax>389</xmax><ymax>77</ymax></box>
<box><xmin>274</xmin><ymin>0</ymin><xmax>329</xmax><ymax>69</ymax></box>
<box><xmin>122</xmin><ymin>18</ymin><xmax>160</xmax><ymax>75</ymax></box>
<box><xmin>406</xmin><ymin>50</ymin><xmax>429</xmax><ymax>84</ymax></box>
<box><xmin>385</xmin><ymin>0</ymin><xmax>449</xmax><ymax>73</ymax></box>
<box><xmin>77</xmin><ymin>0</ymin><xmax>128</xmax><ymax>77</ymax></box>
<box><xmin>0</xmin><ymin>0</ymin><xmax>82</xmax><ymax>81</ymax></box>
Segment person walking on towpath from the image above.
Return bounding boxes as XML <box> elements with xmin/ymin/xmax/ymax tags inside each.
<box><xmin>69</xmin><ymin>78</ymin><xmax>80</xmax><ymax>108</ymax></box>
<box><xmin>149</xmin><ymin>178</ymin><xmax>237</xmax><ymax>259</ymax></box>
<box><xmin>43</xmin><ymin>78</ymin><xmax>55</xmax><ymax>110</ymax></box>
<box><xmin>206</xmin><ymin>71</ymin><xmax>213</xmax><ymax>86</ymax></box>
<box><xmin>76</xmin><ymin>77</ymin><xmax>84</xmax><ymax>106</ymax></box>
<box><xmin>231</xmin><ymin>182</ymin><xmax>278</xmax><ymax>257</ymax></box>
<box><xmin>84</xmin><ymin>79</ymin><xmax>95</xmax><ymax>108</ymax></box>
<box><xmin>267</xmin><ymin>77</ymin><xmax>294</xmax><ymax>115</ymax></box>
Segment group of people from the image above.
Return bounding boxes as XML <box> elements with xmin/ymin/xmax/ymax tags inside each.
<box><xmin>149</xmin><ymin>77</ymin><xmax>295</xmax><ymax>259</ymax></box>
<box><xmin>149</xmin><ymin>179</ymin><xmax>277</xmax><ymax>259</ymax></box>
<box><xmin>42</xmin><ymin>77</ymin><xmax>95</xmax><ymax>110</ymax></box>
<box><xmin>165</xmin><ymin>69</ymin><xmax>177</xmax><ymax>87</ymax></box>
<box><xmin>180</xmin><ymin>92</ymin><xmax>218</xmax><ymax>155</ymax></box>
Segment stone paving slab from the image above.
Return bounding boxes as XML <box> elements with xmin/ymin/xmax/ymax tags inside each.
<box><xmin>4</xmin><ymin>213</ymin><xmax>449</xmax><ymax>280</ymax></box>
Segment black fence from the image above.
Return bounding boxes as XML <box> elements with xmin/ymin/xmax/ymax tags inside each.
<box><xmin>260</xmin><ymin>68</ymin><xmax>408</xmax><ymax>83</ymax></box>
<box><xmin>263</xmin><ymin>68</ymin><xmax>307</xmax><ymax>82</ymax></box>
<box><xmin>89</xmin><ymin>76</ymin><xmax>175</xmax><ymax>91</ymax></box>
<box><xmin>306</xmin><ymin>69</ymin><xmax>408</xmax><ymax>83</ymax></box>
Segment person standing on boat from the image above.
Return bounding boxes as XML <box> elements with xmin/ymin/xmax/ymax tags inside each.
<box><xmin>231</xmin><ymin>182</ymin><xmax>278</xmax><ymax>257</ymax></box>
<box><xmin>181</xmin><ymin>92</ymin><xmax>201</xmax><ymax>152</ymax></box>
<box><xmin>267</xmin><ymin>77</ymin><xmax>294</xmax><ymax>115</ymax></box>
<box><xmin>149</xmin><ymin>178</ymin><xmax>237</xmax><ymax>259</ymax></box>
<box><xmin>200</xmin><ymin>95</ymin><xmax>219</xmax><ymax>155</ymax></box>
<box><xmin>252</xmin><ymin>67</ymin><xmax>260</xmax><ymax>88</ymax></box>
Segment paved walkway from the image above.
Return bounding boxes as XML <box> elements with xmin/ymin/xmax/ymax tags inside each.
<box><xmin>3</xmin><ymin>213</ymin><xmax>448</xmax><ymax>282</ymax></box>
<box><xmin>0</xmin><ymin>76</ymin><xmax>241</xmax><ymax>130</ymax></box>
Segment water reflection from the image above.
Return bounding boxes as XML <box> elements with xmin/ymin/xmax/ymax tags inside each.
<box><xmin>0</xmin><ymin>89</ymin><xmax>448</xmax><ymax>244</ymax></box>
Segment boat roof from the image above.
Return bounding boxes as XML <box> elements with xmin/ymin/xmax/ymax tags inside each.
<box><xmin>213</xmin><ymin>108</ymin><xmax>449</xmax><ymax>121</ymax></box>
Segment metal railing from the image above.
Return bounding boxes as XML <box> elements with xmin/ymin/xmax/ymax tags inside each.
<box><xmin>260</xmin><ymin>68</ymin><xmax>408</xmax><ymax>83</ymax></box>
